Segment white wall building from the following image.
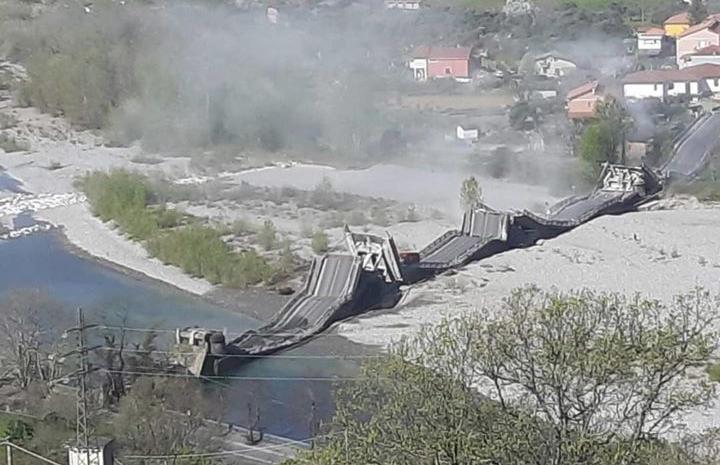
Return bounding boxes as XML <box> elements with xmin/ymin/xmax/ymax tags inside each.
<box><xmin>680</xmin><ymin>45</ymin><xmax>720</xmax><ymax>68</ymax></box>
<box><xmin>622</xmin><ymin>64</ymin><xmax>720</xmax><ymax>101</ymax></box>
<box><xmin>637</xmin><ymin>27</ymin><xmax>665</xmax><ymax>55</ymax></box>
<box><xmin>385</xmin><ymin>0</ymin><xmax>421</xmax><ymax>9</ymax></box>
<box><xmin>533</xmin><ymin>53</ymin><xmax>577</xmax><ymax>78</ymax></box>
<box><xmin>456</xmin><ymin>125</ymin><xmax>479</xmax><ymax>141</ymax></box>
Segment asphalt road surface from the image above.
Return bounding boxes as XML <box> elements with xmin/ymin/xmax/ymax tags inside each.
<box><xmin>664</xmin><ymin>112</ymin><xmax>720</xmax><ymax>177</ymax></box>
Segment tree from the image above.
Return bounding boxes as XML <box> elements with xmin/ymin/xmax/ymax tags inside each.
<box><xmin>296</xmin><ymin>287</ymin><xmax>720</xmax><ymax>465</ymax></box>
<box><xmin>460</xmin><ymin>176</ymin><xmax>482</xmax><ymax>211</ymax></box>
<box><xmin>690</xmin><ymin>0</ymin><xmax>708</xmax><ymax>25</ymax></box>
<box><xmin>0</xmin><ymin>291</ymin><xmax>69</xmax><ymax>389</ymax></box>
<box><xmin>595</xmin><ymin>97</ymin><xmax>633</xmax><ymax>163</ymax></box>
<box><xmin>578</xmin><ymin>121</ymin><xmax>616</xmax><ymax>180</ymax></box>
<box><xmin>112</xmin><ymin>377</ymin><xmax>224</xmax><ymax>456</ymax></box>
<box><xmin>311</xmin><ymin>230</ymin><xmax>329</xmax><ymax>255</ymax></box>
<box><xmin>95</xmin><ymin>318</ymin><xmax>162</xmax><ymax>407</ymax></box>
<box><xmin>257</xmin><ymin>219</ymin><xmax>277</xmax><ymax>251</ymax></box>
<box><xmin>509</xmin><ymin>100</ymin><xmax>537</xmax><ymax>130</ymax></box>
<box><xmin>311</xmin><ymin>177</ymin><xmax>336</xmax><ymax>210</ymax></box>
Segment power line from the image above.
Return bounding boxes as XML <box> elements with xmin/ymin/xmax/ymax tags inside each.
<box><xmin>100</xmin><ymin>368</ymin><xmax>373</xmax><ymax>382</ymax></box>
<box><xmin>94</xmin><ymin>324</ymin><xmax>353</xmax><ymax>338</ymax></box>
<box><xmin>97</xmin><ymin>346</ymin><xmax>383</xmax><ymax>360</ymax></box>
<box><xmin>119</xmin><ymin>431</ymin><xmax>340</xmax><ymax>462</ymax></box>
<box><xmin>1</xmin><ymin>441</ymin><xmax>64</xmax><ymax>465</ymax></box>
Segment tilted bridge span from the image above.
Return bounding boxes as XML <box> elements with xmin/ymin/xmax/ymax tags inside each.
<box><xmin>177</xmin><ymin>110</ymin><xmax>720</xmax><ymax>376</ymax></box>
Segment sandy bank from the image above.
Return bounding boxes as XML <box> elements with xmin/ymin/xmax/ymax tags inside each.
<box><xmin>37</xmin><ymin>204</ymin><xmax>213</xmax><ymax>295</ymax></box>
<box><xmin>0</xmin><ymin>107</ymin><xmax>212</xmax><ymax>295</ymax></box>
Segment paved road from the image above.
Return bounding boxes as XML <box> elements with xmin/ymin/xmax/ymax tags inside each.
<box><xmin>550</xmin><ymin>191</ymin><xmax>623</xmax><ymax>223</ymax></box>
<box><xmin>664</xmin><ymin>112</ymin><xmax>720</xmax><ymax>177</ymax></box>
<box><xmin>234</xmin><ymin>255</ymin><xmax>361</xmax><ymax>354</ymax></box>
<box><xmin>420</xmin><ymin>235</ymin><xmax>484</xmax><ymax>266</ymax></box>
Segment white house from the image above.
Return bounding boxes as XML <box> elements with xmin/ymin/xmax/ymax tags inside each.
<box><xmin>636</xmin><ymin>27</ymin><xmax>665</xmax><ymax>55</ymax></box>
<box><xmin>680</xmin><ymin>44</ymin><xmax>720</xmax><ymax>68</ymax></box>
<box><xmin>676</xmin><ymin>15</ymin><xmax>720</xmax><ymax>66</ymax></box>
<box><xmin>456</xmin><ymin>125</ymin><xmax>479</xmax><ymax>141</ymax></box>
<box><xmin>622</xmin><ymin>64</ymin><xmax>720</xmax><ymax>101</ymax></box>
<box><xmin>533</xmin><ymin>53</ymin><xmax>577</xmax><ymax>78</ymax></box>
<box><xmin>385</xmin><ymin>0</ymin><xmax>421</xmax><ymax>9</ymax></box>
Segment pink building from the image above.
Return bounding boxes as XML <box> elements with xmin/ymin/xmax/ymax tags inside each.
<box><xmin>566</xmin><ymin>81</ymin><xmax>603</xmax><ymax>120</ymax></box>
<box><xmin>409</xmin><ymin>46</ymin><xmax>472</xmax><ymax>81</ymax></box>
<box><xmin>676</xmin><ymin>15</ymin><xmax>720</xmax><ymax>66</ymax></box>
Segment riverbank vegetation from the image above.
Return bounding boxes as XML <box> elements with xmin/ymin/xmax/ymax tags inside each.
<box><xmin>294</xmin><ymin>287</ymin><xmax>720</xmax><ymax>465</ymax></box>
<box><xmin>78</xmin><ymin>169</ymin><xmax>276</xmax><ymax>287</ymax></box>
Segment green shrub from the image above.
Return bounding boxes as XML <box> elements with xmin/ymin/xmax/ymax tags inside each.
<box><xmin>147</xmin><ymin>226</ymin><xmax>230</xmax><ymax>284</ymax></box>
<box><xmin>404</xmin><ymin>205</ymin><xmax>420</xmax><ymax>222</ymax></box>
<box><xmin>77</xmin><ymin>169</ymin><xmax>150</xmax><ymax>222</ymax></box>
<box><xmin>0</xmin><ymin>132</ymin><xmax>27</xmax><ymax>152</ymax></box>
<box><xmin>257</xmin><ymin>219</ymin><xmax>277</xmax><ymax>250</ymax></box>
<box><xmin>232</xmin><ymin>218</ymin><xmax>257</xmax><ymax>236</ymax></box>
<box><xmin>347</xmin><ymin>210</ymin><xmax>367</xmax><ymax>226</ymax></box>
<box><xmin>79</xmin><ymin>170</ymin><xmax>275</xmax><ymax>288</ymax></box>
<box><xmin>311</xmin><ymin>177</ymin><xmax>336</xmax><ymax>210</ymax></box>
<box><xmin>225</xmin><ymin>249</ymin><xmax>275</xmax><ymax>287</ymax></box>
<box><xmin>311</xmin><ymin>230</ymin><xmax>329</xmax><ymax>255</ymax></box>
<box><xmin>707</xmin><ymin>362</ymin><xmax>720</xmax><ymax>383</ymax></box>
<box><xmin>370</xmin><ymin>207</ymin><xmax>390</xmax><ymax>227</ymax></box>
<box><xmin>322</xmin><ymin>212</ymin><xmax>345</xmax><ymax>229</ymax></box>
<box><xmin>277</xmin><ymin>239</ymin><xmax>295</xmax><ymax>274</ymax></box>
<box><xmin>299</xmin><ymin>220</ymin><xmax>314</xmax><ymax>238</ymax></box>
<box><xmin>152</xmin><ymin>207</ymin><xmax>184</xmax><ymax>229</ymax></box>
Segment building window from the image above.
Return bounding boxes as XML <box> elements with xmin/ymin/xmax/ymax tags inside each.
<box><xmin>715</xmin><ymin>79</ymin><xmax>719</xmax><ymax>86</ymax></box>
<box><xmin>668</xmin><ymin>82</ymin><xmax>675</xmax><ymax>90</ymax></box>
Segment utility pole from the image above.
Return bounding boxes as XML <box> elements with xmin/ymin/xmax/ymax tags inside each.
<box><xmin>64</xmin><ymin>308</ymin><xmax>100</xmax><ymax>465</ymax></box>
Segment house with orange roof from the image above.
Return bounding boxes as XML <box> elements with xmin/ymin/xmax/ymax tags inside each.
<box><xmin>566</xmin><ymin>81</ymin><xmax>604</xmax><ymax>120</ymax></box>
<box><xmin>664</xmin><ymin>11</ymin><xmax>691</xmax><ymax>38</ymax></box>
<box><xmin>636</xmin><ymin>26</ymin><xmax>666</xmax><ymax>55</ymax></box>
<box><xmin>676</xmin><ymin>14</ymin><xmax>720</xmax><ymax>66</ymax></box>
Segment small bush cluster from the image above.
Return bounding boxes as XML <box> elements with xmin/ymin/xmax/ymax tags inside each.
<box><xmin>147</xmin><ymin>226</ymin><xmax>273</xmax><ymax>286</ymax></box>
<box><xmin>78</xmin><ymin>170</ymin><xmax>276</xmax><ymax>287</ymax></box>
<box><xmin>0</xmin><ymin>132</ymin><xmax>27</xmax><ymax>152</ymax></box>
<box><xmin>311</xmin><ymin>230</ymin><xmax>329</xmax><ymax>255</ymax></box>
<box><xmin>77</xmin><ymin>170</ymin><xmax>184</xmax><ymax>240</ymax></box>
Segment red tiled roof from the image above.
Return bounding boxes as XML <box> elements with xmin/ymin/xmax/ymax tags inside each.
<box><xmin>664</xmin><ymin>11</ymin><xmax>690</xmax><ymax>25</ymax></box>
<box><xmin>412</xmin><ymin>46</ymin><xmax>472</xmax><ymax>60</ymax></box>
<box><xmin>568</xmin><ymin>109</ymin><xmax>597</xmax><ymax>120</ymax></box>
<box><xmin>687</xmin><ymin>44</ymin><xmax>720</xmax><ymax>56</ymax></box>
<box><xmin>678</xmin><ymin>15</ymin><xmax>720</xmax><ymax>38</ymax></box>
<box><xmin>622</xmin><ymin>64</ymin><xmax>720</xmax><ymax>84</ymax></box>
<box><xmin>566</xmin><ymin>80</ymin><xmax>599</xmax><ymax>101</ymax></box>
<box><xmin>685</xmin><ymin>63</ymin><xmax>720</xmax><ymax>78</ymax></box>
<box><xmin>638</xmin><ymin>26</ymin><xmax>665</xmax><ymax>35</ymax></box>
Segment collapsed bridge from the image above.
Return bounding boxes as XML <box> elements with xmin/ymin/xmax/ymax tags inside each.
<box><xmin>177</xmin><ymin>163</ymin><xmax>667</xmax><ymax>377</ymax></box>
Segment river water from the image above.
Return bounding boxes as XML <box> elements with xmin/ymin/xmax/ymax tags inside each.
<box><xmin>0</xmin><ymin>168</ymin><xmax>25</xmax><ymax>193</ymax></box>
<box><xmin>0</xmin><ymin>231</ymin><xmax>360</xmax><ymax>440</ymax></box>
